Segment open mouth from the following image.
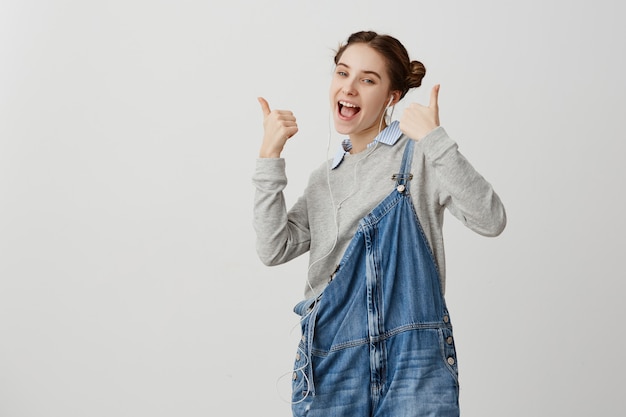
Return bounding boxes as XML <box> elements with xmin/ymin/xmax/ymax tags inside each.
<box><xmin>338</xmin><ymin>101</ymin><xmax>361</xmax><ymax>119</ymax></box>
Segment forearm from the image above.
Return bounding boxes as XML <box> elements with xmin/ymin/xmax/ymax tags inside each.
<box><xmin>421</xmin><ymin>127</ymin><xmax>507</xmax><ymax>236</ymax></box>
<box><xmin>252</xmin><ymin>158</ymin><xmax>311</xmax><ymax>265</ymax></box>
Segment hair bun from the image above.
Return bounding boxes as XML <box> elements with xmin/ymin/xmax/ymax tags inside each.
<box><xmin>407</xmin><ymin>60</ymin><xmax>426</xmax><ymax>89</ymax></box>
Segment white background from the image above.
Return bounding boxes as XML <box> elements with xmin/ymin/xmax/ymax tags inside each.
<box><xmin>1</xmin><ymin>1</ymin><xmax>624</xmax><ymax>416</ymax></box>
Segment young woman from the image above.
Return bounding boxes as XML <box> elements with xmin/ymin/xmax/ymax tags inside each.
<box><xmin>253</xmin><ymin>31</ymin><xmax>506</xmax><ymax>417</ymax></box>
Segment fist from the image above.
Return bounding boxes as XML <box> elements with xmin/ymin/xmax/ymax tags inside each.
<box><xmin>258</xmin><ymin>97</ymin><xmax>298</xmax><ymax>158</ymax></box>
<box><xmin>399</xmin><ymin>84</ymin><xmax>440</xmax><ymax>141</ymax></box>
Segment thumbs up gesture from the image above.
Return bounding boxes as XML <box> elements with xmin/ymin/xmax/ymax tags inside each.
<box><xmin>399</xmin><ymin>84</ymin><xmax>441</xmax><ymax>141</ymax></box>
<box><xmin>257</xmin><ymin>97</ymin><xmax>299</xmax><ymax>158</ymax></box>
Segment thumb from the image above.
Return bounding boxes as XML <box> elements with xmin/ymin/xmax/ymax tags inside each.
<box><xmin>257</xmin><ymin>97</ymin><xmax>271</xmax><ymax>116</ymax></box>
<box><xmin>429</xmin><ymin>84</ymin><xmax>440</xmax><ymax>109</ymax></box>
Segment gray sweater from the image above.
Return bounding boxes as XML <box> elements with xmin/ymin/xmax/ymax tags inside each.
<box><xmin>253</xmin><ymin>126</ymin><xmax>506</xmax><ymax>299</ymax></box>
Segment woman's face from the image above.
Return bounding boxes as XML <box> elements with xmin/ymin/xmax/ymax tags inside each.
<box><xmin>330</xmin><ymin>43</ymin><xmax>394</xmax><ymax>140</ymax></box>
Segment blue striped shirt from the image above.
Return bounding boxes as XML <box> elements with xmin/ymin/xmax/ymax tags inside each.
<box><xmin>331</xmin><ymin>121</ymin><xmax>403</xmax><ymax>169</ymax></box>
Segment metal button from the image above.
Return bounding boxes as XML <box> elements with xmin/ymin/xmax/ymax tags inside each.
<box><xmin>292</xmin><ymin>372</ymin><xmax>298</xmax><ymax>380</ymax></box>
<box><xmin>295</xmin><ymin>353</ymin><xmax>301</xmax><ymax>361</ymax></box>
<box><xmin>443</xmin><ymin>315</ymin><xmax>449</xmax><ymax>323</ymax></box>
<box><xmin>447</xmin><ymin>357</ymin><xmax>455</xmax><ymax>366</ymax></box>
<box><xmin>446</xmin><ymin>336</ymin><xmax>453</xmax><ymax>345</ymax></box>
<box><xmin>301</xmin><ymin>335</ymin><xmax>306</xmax><ymax>343</ymax></box>
<box><xmin>397</xmin><ymin>184</ymin><xmax>406</xmax><ymax>193</ymax></box>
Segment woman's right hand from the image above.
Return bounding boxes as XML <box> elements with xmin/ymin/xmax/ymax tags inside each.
<box><xmin>257</xmin><ymin>97</ymin><xmax>298</xmax><ymax>158</ymax></box>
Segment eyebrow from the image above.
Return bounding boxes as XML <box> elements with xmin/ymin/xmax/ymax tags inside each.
<box><xmin>336</xmin><ymin>63</ymin><xmax>382</xmax><ymax>80</ymax></box>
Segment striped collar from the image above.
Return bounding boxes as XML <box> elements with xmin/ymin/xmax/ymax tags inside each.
<box><xmin>331</xmin><ymin>121</ymin><xmax>403</xmax><ymax>169</ymax></box>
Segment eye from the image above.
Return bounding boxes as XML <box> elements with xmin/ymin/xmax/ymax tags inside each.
<box><xmin>337</xmin><ymin>70</ymin><xmax>348</xmax><ymax>77</ymax></box>
<box><xmin>362</xmin><ymin>78</ymin><xmax>375</xmax><ymax>84</ymax></box>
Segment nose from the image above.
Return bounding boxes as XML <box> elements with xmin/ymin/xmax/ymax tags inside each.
<box><xmin>342</xmin><ymin>77</ymin><xmax>358</xmax><ymax>96</ymax></box>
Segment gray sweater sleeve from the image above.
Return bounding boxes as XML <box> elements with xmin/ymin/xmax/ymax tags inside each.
<box><xmin>252</xmin><ymin>158</ymin><xmax>311</xmax><ymax>266</ymax></box>
<box><xmin>419</xmin><ymin>127</ymin><xmax>507</xmax><ymax>237</ymax></box>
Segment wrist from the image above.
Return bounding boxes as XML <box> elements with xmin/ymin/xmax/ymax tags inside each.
<box><xmin>259</xmin><ymin>144</ymin><xmax>282</xmax><ymax>158</ymax></box>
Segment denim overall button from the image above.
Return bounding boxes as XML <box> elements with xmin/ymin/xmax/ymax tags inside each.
<box><xmin>301</xmin><ymin>335</ymin><xmax>306</xmax><ymax>342</ymax></box>
<box><xmin>397</xmin><ymin>184</ymin><xmax>406</xmax><ymax>193</ymax></box>
<box><xmin>296</xmin><ymin>353</ymin><xmax>301</xmax><ymax>361</ymax></box>
<box><xmin>446</xmin><ymin>336</ymin><xmax>453</xmax><ymax>345</ymax></box>
<box><xmin>447</xmin><ymin>357</ymin><xmax>455</xmax><ymax>366</ymax></box>
<box><xmin>293</xmin><ymin>372</ymin><xmax>298</xmax><ymax>380</ymax></box>
<box><xmin>443</xmin><ymin>315</ymin><xmax>450</xmax><ymax>323</ymax></box>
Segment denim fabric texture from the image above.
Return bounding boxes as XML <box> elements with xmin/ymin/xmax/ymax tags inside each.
<box><xmin>292</xmin><ymin>139</ymin><xmax>460</xmax><ymax>417</ymax></box>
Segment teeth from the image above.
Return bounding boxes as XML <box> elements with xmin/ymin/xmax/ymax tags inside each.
<box><xmin>339</xmin><ymin>101</ymin><xmax>359</xmax><ymax>108</ymax></box>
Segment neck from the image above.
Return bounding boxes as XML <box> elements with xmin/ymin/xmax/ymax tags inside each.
<box><xmin>349</xmin><ymin>121</ymin><xmax>388</xmax><ymax>153</ymax></box>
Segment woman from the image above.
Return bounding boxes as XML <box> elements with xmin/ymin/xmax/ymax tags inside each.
<box><xmin>253</xmin><ymin>31</ymin><xmax>506</xmax><ymax>417</ymax></box>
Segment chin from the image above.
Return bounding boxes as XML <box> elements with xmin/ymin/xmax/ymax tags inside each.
<box><xmin>333</xmin><ymin>123</ymin><xmax>353</xmax><ymax>136</ymax></box>
<box><xmin>332</xmin><ymin>115</ymin><xmax>355</xmax><ymax>135</ymax></box>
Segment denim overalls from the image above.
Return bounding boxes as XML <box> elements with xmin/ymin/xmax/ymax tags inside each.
<box><xmin>292</xmin><ymin>139</ymin><xmax>460</xmax><ymax>417</ymax></box>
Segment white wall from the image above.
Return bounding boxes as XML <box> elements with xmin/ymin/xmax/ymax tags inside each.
<box><xmin>1</xmin><ymin>1</ymin><xmax>624</xmax><ymax>416</ymax></box>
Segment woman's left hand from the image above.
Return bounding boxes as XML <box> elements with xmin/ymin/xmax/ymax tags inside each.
<box><xmin>399</xmin><ymin>84</ymin><xmax>440</xmax><ymax>141</ymax></box>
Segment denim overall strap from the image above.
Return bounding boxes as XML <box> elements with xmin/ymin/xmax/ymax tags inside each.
<box><xmin>393</xmin><ymin>137</ymin><xmax>415</xmax><ymax>193</ymax></box>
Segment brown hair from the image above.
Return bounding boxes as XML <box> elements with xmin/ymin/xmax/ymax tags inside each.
<box><xmin>334</xmin><ymin>31</ymin><xmax>426</xmax><ymax>100</ymax></box>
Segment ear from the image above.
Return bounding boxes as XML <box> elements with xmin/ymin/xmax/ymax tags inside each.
<box><xmin>389</xmin><ymin>91</ymin><xmax>401</xmax><ymax>106</ymax></box>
